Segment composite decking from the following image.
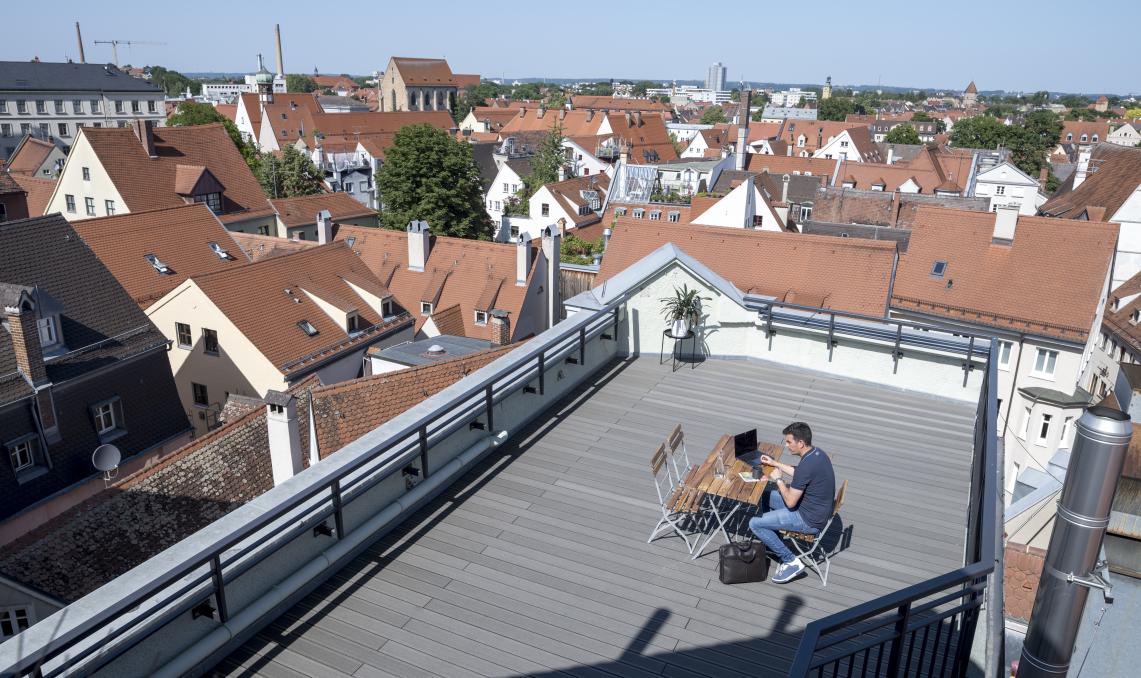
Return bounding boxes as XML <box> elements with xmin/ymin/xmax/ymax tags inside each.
<box><xmin>216</xmin><ymin>356</ymin><xmax>978</xmax><ymax>678</ymax></box>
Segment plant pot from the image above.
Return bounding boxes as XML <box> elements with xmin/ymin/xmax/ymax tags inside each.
<box><xmin>670</xmin><ymin>318</ymin><xmax>688</xmax><ymax>338</ymax></box>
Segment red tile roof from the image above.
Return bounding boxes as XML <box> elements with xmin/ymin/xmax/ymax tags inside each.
<box><xmin>71</xmin><ymin>203</ymin><xmax>249</xmax><ymax>308</ymax></box>
<box><xmin>9</xmin><ymin>174</ymin><xmax>54</xmax><ymax>217</ymax></box>
<box><xmin>4</xmin><ymin>136</ymin><xmax>57</xmax><ymax>176</ymax></box>
<box><xmin>335</xmin><ymin>226</ymin><xmax>538</xmax><ymax>340</ymax></box>
<box><xmin>596</xmin><ymin>220</ymin><xmax>896</xmax><ymax>315</ymax></box>
<box><xmin>269</xmin><ymin>192</ymin><xmax>377</xmax><ymax>228</ymax></box>
<box><xmin>390</xmin><ymin>57</ymin><xmax>456</xmax><ymax>85</ymax></box>
<box><xmin>453</xmin><ymin>73</ymin><xmax>481</xmax><ymax>91</ymax></box>
<box><xmin>893</xmin><ymin>207</ymin><xmax>1118</xmax><ymax>342</ymax></box>
<box><xmin>1041</xmin><ymin>144</ymin><xmax>1141</xmax><ymax>220</ymax></box>
<box><xmin>81</xmin><ymin>124</ymin><xmax>274</xmax><ymax>224</ymax></box>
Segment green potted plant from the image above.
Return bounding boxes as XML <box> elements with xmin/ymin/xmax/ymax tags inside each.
<box><xmin>660</xmin><ymin>284</ymin><xmax>706</xmax><ymax>338</ymax></box>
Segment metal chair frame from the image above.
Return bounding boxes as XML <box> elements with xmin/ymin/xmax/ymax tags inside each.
<box><xmin>648</xmin><ymin>443</ymin><xmax>695</xmax><ymax>552</ymax></box>
<box><xmin>780</xmin><ymin>479</ymin><xmax>847</xmax><ymax>586</ymax></box>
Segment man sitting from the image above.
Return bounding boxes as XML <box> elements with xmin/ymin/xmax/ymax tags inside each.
<box><xmin>750</xmin><ymin>421</ymin><xmax>836</xmax><ymax>584</ymax></box>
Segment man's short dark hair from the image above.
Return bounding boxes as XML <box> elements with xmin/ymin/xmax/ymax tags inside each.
<box><xmin>783</xmin><ymin>422</ymin><xmax>812</xmax><ymax>447</ymax></box>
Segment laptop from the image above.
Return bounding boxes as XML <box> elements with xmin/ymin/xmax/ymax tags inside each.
<box><xmin>733</xmin><ymin>429</ymin><xmax>762</xmax><ymax>466</ymax></box>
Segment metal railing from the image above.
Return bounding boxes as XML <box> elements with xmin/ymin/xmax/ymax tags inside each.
<box><xmin>0</xmin><ymin>305</ymin><xmax>623</xmax><ymax>678</ymax></box>
<box><xmin>788</xmin><ymin>340</ymin><xmax>1000</xmax><ymax>677</ymax></box>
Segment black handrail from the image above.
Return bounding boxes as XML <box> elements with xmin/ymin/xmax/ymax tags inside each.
<box><xmin>788</xmin><ymin>339</ymin><xmax>999</xmax><ymax>677</ymax></box>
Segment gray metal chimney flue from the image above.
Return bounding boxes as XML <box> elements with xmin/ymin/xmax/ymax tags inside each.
<box><xmin>1018</xmin><ymin>406</ymin><xmax>1131</xmax><ymax>678</ymax></box>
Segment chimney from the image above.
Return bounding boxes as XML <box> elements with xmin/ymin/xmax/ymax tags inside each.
<box><xmin>75</xmin><ymin>22</ymin><xmax>85</xmax><ymax>64</ymax></box>
<box><xmin>602</xmin><ymin>227</ymin><xmax>612</xmax><ymax>250</ymax></box>
<box><xmin>519</xmin><ymin>107</ymin><xmax>526</xmax><ymax>118</ymax></box>
<box><xmin>274</xmin><ymin>24</ymin><xmax>285</xmax><ymax>76</ymax></box>
<box><xmin>133</xmin><ymin>120</ymin><xmax>156</xmax><ymax>158</ymax></box>
<box><xmin>559</xmin><ymin>108</ymin><xmax>567</xmax><ymax>121</ymax></box>
<box><xmin>786</xmin><ymin>143</ymin><xmax>793</xmax><ymax>157</ymax></box>
<box><xmin>624</xmin><ymin>111</ymin><xmax>632</xmax><ymax>127</ymax></box>
<box><xmin>490</xmin><ymin>309</ymin><xmax>511</xmax><ymax>346</ymax></box>
<box><xmin>537</xmin><ymin>105</ymin><xmax>546</xmax><ymax>119</ymax></box>
<box><xmin>586</xmin><ymin>109</ymin><xmax>594</xmax><ymax>123</ymax></box>
<box><xmin>992</xmin><ymin>205</ymin><xmax>1019</xmax><ymax>243</ymax></box>
<box><xmin>781</xmin><ymin>173</ymin><xmax>790</xmax><ymax>204</ymax></box>
<box><xmin>316</xmin><ymin>209</ymin><xmax>332</xmax><ymax>245</ymax></box>
<box><xmin>265</xmin><ymin>391</ymin><xmax>303</xmax><ymax>486</ymax></box>
<box><xmin>1074</xmin><ymin>149</ymin><xmax>1091</xmax><ymax>189</ymax></box>
<box><xmin>567</xmin><ymin>97</ymin><xmax>574</xmax><ymax>110</ymax></box>
<box><xmin>886</xmin><ymin>146</ymin><xmax>894</xmax><ymax>164</ymax></box>
<box><xmin>541</xmin><ymin>226</ymin><xmax>561</xmax><ymax>329</ymax></box>
<box><xmin>634</xmin><ymin>111</ymin><xmax>642</xmax><ymax>127</ymax></box>
<box><xmin>1019</xmin><ymin>407</ymin><xmax>1131</xmax><ymax>678</ymax></box>
<box><xmin>407</xmin><ymin>220</ymin><xmax>430</xmax><ymax>272</ymax></box>
<box><xmin>557</xmin><ymin>164</ymin><xmax>568</xmax><ymax>181</ymax></box>
<box><xmin>735</xmin><ymin>127</ymin><xmax>748</xmax><ymax>171</ymax></box>
<box><xmin>619</xmin><ymin>142</ymin><xmax>629</xmax><ymax>166</ymax></box>
<box><xmin>1039</xmin><ymin>167</ymin><xmax>1049</xmax><ymax>192</ymax></box>
<box><xmin>6</xmin><ymin>301</ymin><xmax>47</xmax><ymax>386</ymax></box>
<box><xmin>515</xmin><ymin>232</ymin><xmax>532</xmax><ymax>286</ymax></box>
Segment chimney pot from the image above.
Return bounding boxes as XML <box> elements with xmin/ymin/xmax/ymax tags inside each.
<box><xmin>265</xmin><ymin>391</ymin><xmax>303</xmax><ymax>486</ymax></box>
<box><xmin>541</xmin><ymin>226</ymin><xmax>562</xmax><ymax>329</ymax></box>
<box><xmin>407</xmin><ymin>220</ymin><xmax>430</xmax><ymax>271</ymax></box>
<box><xmin>6</xmin><ymin>302</ymin><xmax>47</xmax><ymax>386</ymax></box>
<box><xmin>515</xmin><ymin>232</ymin><xmax>532</xmax><ymax>286</ymax></box>
<box><xmin>316</xmin><ymin>209</ymin><xmax>332</xmax><ymax>245</ymax></box>
<box><xmin>490</xmin><ymin>309</ymin><xmax>511</xmax><ymax>345</ymax></box>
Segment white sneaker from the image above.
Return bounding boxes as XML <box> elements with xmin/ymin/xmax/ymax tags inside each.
<box><xmin>772</xmin><ymin>557</ymin><xmax>806</xmax><ymax>584</ymax></box>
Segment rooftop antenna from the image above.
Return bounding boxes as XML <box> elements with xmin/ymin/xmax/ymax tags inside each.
<box><xmin>92</xmin><ymin>443</ymin><xmax>122</xmax><ymax>488</ymax></box>
<box><xmin>92</xmin><ymin>39</ymin><xmax>166</xmax><ymax>68</ymax></box>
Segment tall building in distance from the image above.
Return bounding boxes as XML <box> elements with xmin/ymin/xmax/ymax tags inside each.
<box><xmin>822</xmin><ymin>75</ymin><xmax>832</xmax><ymax>100</ymax></box>
<box><xmin>705</xmin><ymin>62</ymin><xmax>726</xmax><ymax>92</ymax></box>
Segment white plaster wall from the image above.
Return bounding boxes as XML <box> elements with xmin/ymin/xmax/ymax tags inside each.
<box><xmin>1110</xmin><ymin>188</ymin><xmax>1141</xmax><ymax>288</ymax></box>
<box><xmin>44</xmin><ymin>133</ymin><xmax>127</xmax><ymax>219</ymax></box>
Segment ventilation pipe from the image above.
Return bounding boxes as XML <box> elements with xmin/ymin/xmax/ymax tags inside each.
<box><xmin>1018</xmin><ymin>406</ymin><xmax>1131</xmax><ymax>678</ymax></box>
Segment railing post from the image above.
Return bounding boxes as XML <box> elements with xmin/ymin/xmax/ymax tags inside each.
<box><xmin>538</xmin><ymin>351</ymin><xmax>545</xmax><ymax>395</ymax></box>
<box><xmin>210</xmin><ymin>555</ymin><xmax>229</xmax><ymax>623</ymax></box>
<box><xmin>418</xmin><ymin>425</ymin><xmax>429</xmax><ymax>478</ymax></box>
<box><xmin>893</xmin><ymin>323</ymin><xmax>903</xmax><ymax>374</ymax></box>
<box><xmin>485</xmin><ymin>385</ymin><xmax>494</xmax><ymax>432</ymax></box>
<box><xmin>827</xmin><ymin>313</ymin><xmax>837</xmax><ymax>362</ymax></box>
<box><xmin>579</xmin><ymin>326</ymin><xmax>586</xmax><ymax>366</ymax></box>
<box><xmin>331</xmin><ymin>479</ymin><xmax>345</xmax><ymax>538</ymax></box>
<box><xmin>885</xmin><ymin>602</ymin><xmax>911</xmax><ymax>676</ymax></box>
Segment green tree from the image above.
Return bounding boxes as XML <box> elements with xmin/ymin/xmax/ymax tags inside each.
<box><xmin>948</xmin><ymin>116</ymin><xmax>1009</xmax><ymax>150</ymax></box>
<box><xmin>146</xmin><ymin>65</ymin><xmax>201</xmax><ymax>96</ymax></box>
<box><xmin>1065</xmin><ymin>108</ymin><xmax>1099</xmax><ymax>122</ymax></box>
<box><xmin>911</xmin><ymin>111</ymin><xmax>933</xmax><ymax>121</ymax></box>
<box><xmin>166</xmin><ymin>101</ymin><xmax>258</xmax><ymax>170</ymax></box>
<box><xmin>949</xmin><ymin>115</ymin><xmax>1054</xmax><ymax>178</ymax></box>
<box><xmin>375</xmin><ymin>124</ymin><xmax>493</xmax><ymax>239</ymax></box>
<box><xmin>1127</xmin><ymin>108</ymin><xmax>1141</xmax><ymax>119</ymax></box>
<box><xmin>1022</xmin><ymin>110</ymin><xmax>1063</xmax><ymax>148</ymax></box>
<box><xmin>751</xmin><ymin>107</ymin><xmax>767</xmax><ymax>122</ymax></box>
<box><xmin>700</xmin><ymin>105</ymin><xmax>726</xmax><ymax>124</ymax></box>
<box><xmin>632</xmin><ymin>80</ymin><xmax>659</xmax><ymax>97</ymax></box>
<box><xmin>817</xmin><ymin>97</ymin><xmax>855</xmax><ymax>121</ymax></box>
<box><xmin>512</xmin><ymin>82</ymin><xmax>544</xmax><ymax>100</ymax></box>
<box><xmin>523</xmin><ymin>123</ymin><xmax>566</xmax><ymax>198</ymax></box>
<box><xmin>884</xmin><ymin>124</ymin><xmax>921</xmax><ymax>145</ymax></box>
<box><xmin>546</xmin><ymin>91</ymin><xmax>567</xmax><ymax>110</ymax></box>
<box><xmin>286</xmin><ymin>74</ymin><xmax>319</xmax><ymax>93</ymax></box>
<box><xmin>256</xmin><ymin>145</ymin><xmax>324</xmax><ymax>199</ymax></box>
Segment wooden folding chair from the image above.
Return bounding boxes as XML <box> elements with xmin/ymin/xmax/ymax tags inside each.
<box><xmin>780</xmin><ymin>479</ymin><xmax>847</xmax><ymax>586</ymax></box>
<box><xmin>648</xmin><ymin>443</ymin><xmax>703</xmax><ymax>553</ymax></box>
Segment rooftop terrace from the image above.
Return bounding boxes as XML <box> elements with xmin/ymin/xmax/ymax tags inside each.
<box><xmin>219</xmin><ymin>355</ymin><xmax>976</xmax><ymax>677</ymax></box>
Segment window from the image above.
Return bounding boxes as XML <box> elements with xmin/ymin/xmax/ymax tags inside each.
<box><xmin>73</xmin><ymin>99</ymin><xmax>83</xmax><ymax>114</ymax></box>
<box><xmin>800</xmin><ymin>205</ymin><xmax>813</xmax><ymax>221</ymax></box>
<box><xmin>114</xmin><ymin>101</ymin><xmax>124</xmax><ymax>114</ymax></box>
<box><xmin>1133</xmin><ymin>310</ymin><xmax>1141</xmax><ymax>325</ymax></box>
<box><xmin>19</xmin><ymin>123</ymin><xmax>29</xmax><ymax>134</ymax></box>
<box><xmin>193</xmin><ymin>192</ymin><xmax>222</xmax><ymax>214</ymax></box>
<box><xmin>995</xmin><ymin>185</ymin><xmax>1005</xmax><ymax>196</ymax></box>
<box><xmin>1</xmin><ymin>124</ymin><xmax>9</xmax><ymax>137</ymax></box>
<box><xmin>420</xmin><ymin>301</ymin><xmax>433</xmax><ymax>315</ymax></box>
<box><xmin>840</xmin><ymin>140</ymin><xmax>849</xmax><ymax>148</ymax></box>
<box><xmin>1100</xmin><ymin>331</ymin><xmax>1109</xmax><ymax>349</ymax></box>
<box><xmin>344</xmin><ymin>182</ymin><xmax>354</xmax><ymax>193</ymax></box>
<box><xmin>1033</xmin><ymin>348</ymin><xmax>1057</xmax><ymax>378</ymax></box>
<box><xmin>752</xmin><ymin>215</ymin><xmax>765</xmax><ymax>228</ymax></box>
<box><xmin>1037</xmin><ymin>414</ymin><xmax>1052</xmax><ymax>445</ymax></box>
<box><xmin>1066</xmin><ymin>133</ymin><xmax>1073</xmax><ymax>141</ymax></box>
<box><xmin>649</xmin><ymin>210</ymin><xmax>661</xmax><ymax>221</ymax></box>
<box><xmin>104</xmin><ymin>200</ymin><xmax>115</xmax><ymax>216</ymax></box>
<box><xmin>57</xmin><ymin>123</ymin><xmax>68</xmax><ymax>137</ymax></box>
<box><xmin>541</xmin><ymin>203</ymin><xmax>550</xmax><ymax>217</ymax></box>
<box><xmin>0</xmin><ymin>607</ymin><xmax>31</xmax><ymax>639</ymax></box>
<box><xmin>668</xmin><ymin>211</ymin><xmax>680</xmax><ymax>222</ymax></box>
<box><xmin>0</xmin><ymin>101</ymin><xmax>6</xmax><ymax>114</ymax></box>
<box><xmin>84</xmin><ymin>197</ymin><xmax>96</xmax><ymax>216</ymax></box>
<box><xmin>131</xmin><ymin>101</ymin><xmax>140</xmax><ymax>114</ymax></box>
<box><xmin>257</xmin><ymin>225</ymin><xmax>270</xmax><ymax>236</ymax></box>
<box><xmin>997</xmin><ymin>340</ymin><xmax>1012</xmax><ymax>370</ymax></box>
<box><xmin>148</xmin><ymin>100</ymin><xmax>157</xmax><ymax>114</ymax></box>
<box><xmin>91</xmin><ymin>397</ymin><xmax>125</xmax><ymax>438</ymax></box>
<box><xmin>91</xmin><ymin>99</ymin><xmax>101</xmax><ymax>114</ymax></box>
<box><xmin>1080</xmin><ymin>133</ymin><xmax>1087</xmax><ymax>142</ymax></box>
<box><xmin>81</xmin><ymin>166</ymin><xmax>92</xmax><ymax>181</ymax></box>
<box><xmin>1092</xmin><ymin>135</ymin><xmax>1099</xmax><ymax>143</ymax></box>
<box><xmin>615</xmin><ymin>207</ymin><xmax>627</xmax><ymax>216</ymax></box>
<box><xmin>176</xmin><ymin>322</ymin><xmax>192</xmax><ymax>348</ymax></box>
<box><xmin>7</xmin><ymin>437</ymin><xmax>35</xmax><ymax>472</ymax></box>
<box><xmin>474</xmin><ymin>310</ymin><xmax>488</xmax><ymax>326</ymax></box>
<box><xmin>65</xmin><ymin>194</ymin><xmax>76</xmax><ymax>213</ymax></box>
<box><xmin>503</xmin><ymin>182</ymin><xmax>510</xmax><ymax>192</ymax></box>
<box><xmin>202</xmin><ymin>328</ymin><xmax>219</xmax><ymax>354</ymax></box>
<box><xmin>192</xmin><ymin>382</ymin><xmax>209</xmax><ymax>407</ymax></box>
<box><xmin>16</xmin><ymin>100</ymin><xmax>27</xmax><ymax>114</ymax></box>
<box><xmin>35</xmin><ymin>101</ymin><xmax>46</xmax><ymax>114</ymax></box>
<box><xmin>38</xmin><ymin>123</ymin><xmax>49</xmax><ymax>137</ymax></box>
<box><xmin>37</xmin><ymin>316</ymin><xmax>57</xmax><ymax>347</ymax></box>
<box><xmin>1019</xmin><ymin>406</ymin><xmax>1032</xmax><ymax>439</ymax></box>
<box><xmin>383</xmin><ymin>300</ymin><xmax>394</xmax><ymax>318</ymax></box>
<box><xmin>347</xmin><ymin>313</ymin><xmax>362</xmax><ymax>333</ymax></box>
<box><xmin>931</xmin><ymin>261</ymin><xmax>948</xmax><ymax>278</ymax></box>
<box><xmin>633</xmin><ymin>208</ymin><xmax>644</xmax><ymax>219</ymax></box>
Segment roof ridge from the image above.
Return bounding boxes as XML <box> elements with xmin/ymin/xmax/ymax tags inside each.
<box><xmin>191</xmin><ymin>240</ymin><xmax>346</xmax><ymax>282</ymax></box>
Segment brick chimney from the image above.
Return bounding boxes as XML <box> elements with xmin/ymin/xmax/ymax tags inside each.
<box><xmin>316</xmin><ymin>209</ymin><xmax>332</xmax><ymax>245</ymax></box>
<box><xmin>586</xmin><ymin>109</ymin><xmax>594</xmax><ymax>123</ymax></box>
<box><xmin>490</xmin><ymin>309</ymin><xmax>511</xmax><ymax>345</ymax></box>
<box><xmin>407</xmin><ymin>219</ymin><xmax>430</xmax><ymax>272</ymax></box>
<box><xmin>541</xmin><ymin>225</ymin><xmax>561</xmax><ymax>329</ymax></box>
<box><xmin>537</xmin><ymin>105</ymin><xmax>546</xmax><ymax>119</ymax></box>
<box><xmin>6</xmin><ymin>302</ymin><xmax>47</xmax><ymax>386</ymax></box>
<box><xmin>132</xmin><ymin>119</ymin><xmax>156</xmax><ymax>158</ymax></box>
<box><xmin>516</xmin><ymin>232</ymin><xmax>532</xmax><ymax>286</ymax></box>
<box><xmin>265</xmin><ymin>391</ymin><xmax>303</xmax><ymax>486</ymax></box>
<box><xmin>1038</xmin><ymin>167</ymin><xmax>1049</xmax><ymax>193</ymax></box>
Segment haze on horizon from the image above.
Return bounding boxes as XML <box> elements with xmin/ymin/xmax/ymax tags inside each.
<box><xmin>5</xmin><ymin>0</ymin><xmax>1138</xmax><ymax>95</ymax></box>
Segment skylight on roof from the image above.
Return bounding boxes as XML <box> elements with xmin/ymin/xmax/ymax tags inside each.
<box><xmin>207</xmin><ymin>241</ymin><xmax>234</xmax><ymax>260</ymax></box>
<box><xmin>931</xmin><ymin>261</ymin><xmax>948</xmax><ymax>278</ymax></box>
<box><xmin>297</xmin><ymin>320</ymin><xmax>319</xmax><ymax>336</ymax></box>
<box><xmin>144</xmin><ymin>254</ymin><xmax>171</xmax><ymax>275</ymax></box>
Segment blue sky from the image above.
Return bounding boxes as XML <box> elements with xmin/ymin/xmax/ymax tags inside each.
<box><xmin>7</xmin><ymin>1</ymin><xmax>1138</xmax><ymax>94</ymax></box>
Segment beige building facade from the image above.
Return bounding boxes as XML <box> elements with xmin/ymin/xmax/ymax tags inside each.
<box><xmin>379</xmin><ymin>57</ymin><xmax>457</xmax><ymax>113</ymax></box>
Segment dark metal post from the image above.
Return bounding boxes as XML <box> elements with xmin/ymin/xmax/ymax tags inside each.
<box><xmin>579</xmin><ymin>326</ymin><xmax>586</xmax><ymax>366</ymax></box>
<box><xmin>1019</xmin><ymin>406</ymin><xmax>1131</xmax><ymax>677</ymax></box>
<box><xmin>331</xmin><ymin>479</ymin><xmax>344</xmax><ymax>538</ymax></box>
<box><xmin>885</xmin><ymin>602</ymin><xmax>911</xmax><ymax>676</ymax></box>
<box><xmin>418</xmin><ymin>426</ymin><xmax>429</xmax><ymax>477</ymax></box>
<box><xmin>538</xmin><ymin>351</ymin><xmax>545</xmax><ymax>395</ymax></box>
<box><xmin>210</xmin><ymin>555</ymin><xmax>229</xmax><ymax>623</ymax></box>
<box><xmin>485</xmin><ymin>385</ymin><xmax>494</xmax><ymax>433</ymax></box>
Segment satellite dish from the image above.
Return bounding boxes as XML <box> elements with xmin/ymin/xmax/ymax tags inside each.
<box><xmin>92</xmin><ymin>444</ymin><xmax>121</xmax><ymax>472</ymax></box>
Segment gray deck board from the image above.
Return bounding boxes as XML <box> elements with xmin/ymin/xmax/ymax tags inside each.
<box><xmin>215</xmin><ymin>357</ymin><xmax>977</xmax><ymax>678</ymax></box>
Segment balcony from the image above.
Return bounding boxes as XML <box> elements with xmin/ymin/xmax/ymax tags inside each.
<box><xmin>0</xmin><ymin>244</ymin><xmax>999</xmax><ymax>677</ymax></box>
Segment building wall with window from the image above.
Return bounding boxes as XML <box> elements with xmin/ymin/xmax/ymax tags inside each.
<box><xmin>0</xmin><ymin>90</ymin><xmax>164</xmax><ymax>158</ymax></box>
<box><xmin>485</xmin><ymin>163</ymin><xmax>527</xmax><ymax>225</ymax></box>
<box><xmin>972</xmin><ymin>162</ymin><xmax>1044</xmax><ymax>216</ymax></box>
<box><xmin>42</xmin><ymin>133</ymin><xmax>126</xmax><ymax>221</ymax></box>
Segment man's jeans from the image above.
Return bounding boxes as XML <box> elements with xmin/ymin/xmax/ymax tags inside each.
<box><xmin>748</xmin><ymin>489</ymin><xmax>818</xmax><ymax>564</ymax></box>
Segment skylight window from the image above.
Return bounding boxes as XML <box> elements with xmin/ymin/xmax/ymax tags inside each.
<box><xmin>207</xmin><ymin>241</ymin><xmax>234</xmax><ymax>260</ymax></box>
<box><xmin>346</xmin><ymin>236</ymin><xmax>356</xmax><ymax>248</ymax></box>
<box><xmin>145</xmin><ymin>254</ymin><xmax>172</xmax><ymax>274</ymax></box>
<box><xmin>931</xmin><ymin>261</ymin><xmax>948</xmax><ymax>278</ymax></box>
<box><xmin>297</xmin><ymin>320</ymin><xmax>319</xmax><ymax>336</ymax></box>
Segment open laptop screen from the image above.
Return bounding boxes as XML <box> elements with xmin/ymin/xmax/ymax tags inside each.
<box><xmin>733</xmin><ymin>429</ymin><xmax>758</xmax><ymax>455</ymax></box>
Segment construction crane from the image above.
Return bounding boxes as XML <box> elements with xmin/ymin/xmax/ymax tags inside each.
<box><xmin>92</xmin><ymin>39</ymin><xmax>165</xmax><ymax>67</ymax></box>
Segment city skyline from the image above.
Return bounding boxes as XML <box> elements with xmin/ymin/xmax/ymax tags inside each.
<box><xmin>3</xmin><ymin>1</ymin><xmax>1138</xmax><ymax>94</ymax></box>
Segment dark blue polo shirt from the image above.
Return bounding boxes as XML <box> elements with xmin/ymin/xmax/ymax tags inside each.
<box><xmin>791</xmin><ymin>447</ymin><xmax>836</xmax><ymax>531</ymax></box>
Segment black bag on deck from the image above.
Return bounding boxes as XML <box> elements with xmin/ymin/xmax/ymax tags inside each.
<box><xmin>718</xmin><ymin>540</ymin><xmax>768</xmax><ymax>584</ymax></box>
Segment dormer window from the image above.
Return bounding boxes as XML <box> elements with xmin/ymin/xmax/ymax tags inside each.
<box><xmin>1112</xmin><ymin>297</ymin><xmax>1121</xmax><ymax>311</ymax></box>
<box><xmin>1066</xmin><ymin>133</ymin><xmax>1073</xmax><ymax>141</ymax></box>
<box><xmin>1080</xmin><ymin>134</ymin><xmax>1088</xmax><ymax>142</ymax></box>
<box><xmin>649</xmin><ymin>210</ymin><xmax>661</xmax><ymax>221</ymax></box>
<box><xmin>347</xmin><ymin>312</ymin><xmax>362</xmax><ymax>334</ymax></box>
<box><xmin>633</xmin><ymin>208</ymin><xmax>644</xmax><ymax>219</ymax></box>
<box><xmin>145</xmin><ymin>254</ymin><xmax>172</xmax><ymax>274</ymax></box>
<box><xmin>474</xmin><ymin>310</ymin><xmax>488</xmax><ymax>326</ymax></box>
<box><xmin>297</xmin><ymin>320</ymin><xmax>319</xmax><ymax>336</ymax></box>
<box><xmin>37</xmin><ymin>316</ymin><xmax>58</xmax><ymax>347</ymax></box>
<box><xmin>194</xmin><ymin>192</ymin><xmax>222</xmax><ymax>214</ymax></box>
<box><xmin>383</xmin><ymin>300</ymin><xmax>394</xmax><ymax>318</ymax></box>
<box><xmin>1132</xmin><ymin>310</ymin><xmax>1140</xmax><ymax>326</ymax></box>
<box><xmin>421</xmin><ymin>301</ymin><xmax>433</xmax><ymax>315</ymax></box>
<box><xmin>931</xmin><ymin>261</ymin><xmax>948</xmax><ymax>278</ymax></box>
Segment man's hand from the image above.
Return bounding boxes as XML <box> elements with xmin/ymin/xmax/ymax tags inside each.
<box><xmin>767</xmin><ymin>467</ymin><xmax>783</xmax><ymax>482</ymax></box>
<box><xmin>759</xmin><ymin>454</ymin><xmax>775</xmax><ymax>466</ymax></box>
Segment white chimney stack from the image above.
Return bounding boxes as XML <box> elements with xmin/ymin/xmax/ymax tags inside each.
<box><xmin>993</xmin><ymin>205</ymin><xmax>1019</xmax><ymax>243</ymax></box>
<box><xmin>541</xmin><ymin>226</ymin><xmax>561</xmax><ymax>329</ymax></box>
<box><xmin>781</xmin><ymin>174</ymin><xmax>790</xmax><ymax>204</ymax></box>
<box><xmin>886</xmin><ymin>146</ymin><xmax>895</xmax><ymax>164</ymax></box>
<box><xmin>516</xmin><ymin>232</ymin><xmax>532</xmax><ymax>286</ymax></box>
<box><xmin>407</xmin><ymin>220</ymin><xmax>430</xmax><ymax>272</ymax></box>
<box><xmin>316</xmin><ymin>209</ymin><xmax>332</xmax><ymax>245</ymax></box>
<box><xmin>265</xmin><ymin>391</ymin><xmax>302</xmax><ymax>486</ymax></box>
<box><xmin>1073</xmin><ymin>149</ymin><xmax>1092</xmax><ymax>189</ymax></box>
<box><xmin>274</xmin><ymin>23</ymin><xmax>285</xmax><ymax>77</ymax></box>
